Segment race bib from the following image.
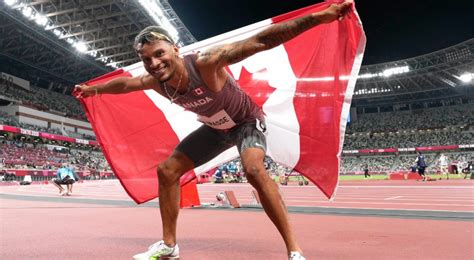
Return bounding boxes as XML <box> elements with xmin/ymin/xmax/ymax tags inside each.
<box><xmin>198</xmin><ymin>110</ymin><xmax>236</xmax><ymax>130</ymax></box>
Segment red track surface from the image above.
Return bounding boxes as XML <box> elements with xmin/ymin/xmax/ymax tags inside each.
<box><xmin>1</xmin><ymin>179</ymin><xmax>473</xmax><ymax>259</ymax></box>
<box><xmin>2</xmin><ymin>179</ymin><xmax>473</xmax><ymax>211</ymax></box>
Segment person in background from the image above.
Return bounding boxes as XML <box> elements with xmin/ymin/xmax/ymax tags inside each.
<box><xmin>363</xmin><ymin>163</ymin><xmax>371</xmax><ymax>179</ymax></box>
<box><xmin>213</xmin><ymin>167</ymin><xmax>224</xmax><ymax>183</ymax></box>
<box><xmin>438</xmin><ymin>153</ymin><xmax>449</xmax><ymax>180</ymax></box>
<box><xmin>415</xmin><ymin>151</ymin><xmax>428</xmax><ymax>181</ymax></box>
<box><xmin>51</xmin><ymin>163</ymin><xmax>79</xmax><ymax>196</ymax></box>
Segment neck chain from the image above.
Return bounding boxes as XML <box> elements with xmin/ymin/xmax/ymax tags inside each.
<box><xmin>163</xmin><ymin>71</ymin><xmax>183</xmax><ymax>104</ymax></box>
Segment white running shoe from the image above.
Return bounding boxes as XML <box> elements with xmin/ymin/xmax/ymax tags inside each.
<box><xmin>133</xmin><ymin>240</ymin><xmax>179</xmax><ymax>260</ymax></box>
<box><xmin>289</xmin><ymin>251</ymin><xmax>306</xmax><ymax>260</ymax></box>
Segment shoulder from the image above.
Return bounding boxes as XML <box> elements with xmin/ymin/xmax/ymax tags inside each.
<box><xmin>191</xmin><ymin>52</ymin><xmax>229</xmax><ymax>91</ymax></box>
<box><xmin>194</xmin><ymin>44</ymin><xmax>235</xmax><ymax>69</ymax></box>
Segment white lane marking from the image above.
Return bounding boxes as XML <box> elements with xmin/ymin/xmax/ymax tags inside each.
<box><xmin>385</xmin><ymin>196</ymin><xmax>403</xmax><ymax>200</ymax></box>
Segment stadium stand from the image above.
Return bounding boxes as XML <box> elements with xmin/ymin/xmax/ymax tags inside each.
<box><xmin>340</xmin><ymin>152</ymin><xmax>473</xmax><ymax>175</ymax></box>
<box><xmin>1</xmin><ymin>38</ymin><xmax>473</xmax><ymax>180</ymax></box>
<box><xmin>347</xmin><ymin>104</ymin><xmax>473</xmax><ymax>133</ymax></box>
<box><xmin>344</xmin><ymin>128</ymin><xmax>472</xmax><ymax>149</ymax></box>
<box><xmin>1</xmin><ymin>92</ymin><xmax>473</xmax><ymax>179</ymax></box>
<box><xmin>0</xmin><ymin>81</ymin><xmax>85</xmax><ymax>120</ymax></box>
<box><xmin>0</xmin><ymin>136</ymin><xmax>111</xmax><ymax>182</ymax></box>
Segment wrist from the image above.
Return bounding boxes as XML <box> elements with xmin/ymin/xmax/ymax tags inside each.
<box><xmin>90</xmin><ymin>86</ymin><xmax>100</xmax><ymax>96</ymax></box>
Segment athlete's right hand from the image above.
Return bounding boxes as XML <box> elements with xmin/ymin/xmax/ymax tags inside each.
<box><xmin>73</xmin><ymin>84</ymin><xmax>96</xmax><ymax>98</ymax></box>
<box><xmin>318</xmin><ymin>1</ymin><xmax>353</xmax><ymax>24</ymax></box>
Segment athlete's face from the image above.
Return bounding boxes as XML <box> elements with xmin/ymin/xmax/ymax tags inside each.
<box><xmin>138</xmin><ymin>40</ymin><xmax>179</xmax><ymax>83</ymax></box>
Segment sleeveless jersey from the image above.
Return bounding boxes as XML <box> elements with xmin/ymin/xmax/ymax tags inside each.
<box><xmin>417</xmin><ymin>155</ymin><xmax>427</xmax><ymax>167</ymax></box>
<box><xmin>159</xmin><ymin>54</ymin><xmax>264</xmax><ymax>130</ymax></box>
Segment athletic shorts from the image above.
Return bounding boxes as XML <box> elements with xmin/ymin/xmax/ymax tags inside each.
<box><xmin>175</xmin><ymin>120</ymin><xmax>267</xmax><ymax>168</ymax></box>
<box><xmin>53</xmin><ymin>178</ymin><xmax>75</xmax><ymax>185</ymax></box>
<box><xmin>418</xmin><ymin>166</ymin><xmax>426</xmax><ymax>175</ymax></box>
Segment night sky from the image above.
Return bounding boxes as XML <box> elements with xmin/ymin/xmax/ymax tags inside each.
<box><xmin>171</xmin><ymin>0</ymin><xmax>474</xmax><ymax>65</ymax></box>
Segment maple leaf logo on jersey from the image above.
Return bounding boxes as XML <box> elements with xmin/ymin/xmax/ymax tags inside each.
<box><xmin>193</xmin><ymin>87</ymin><xmax>204</xmax><ymax>96</ymax></box>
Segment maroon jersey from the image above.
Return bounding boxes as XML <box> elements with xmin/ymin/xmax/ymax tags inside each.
<box><xmin>160</xmin><ymin>54</ymin><xmax>264</xmax><ymax>130</ymax></box>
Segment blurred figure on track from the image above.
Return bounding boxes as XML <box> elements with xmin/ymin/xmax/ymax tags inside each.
<box><xmin>213</xmin><ymin>166</ymin><xmax>224</xmax><ymax>183</ymax></box>
<box><xmin>51</xmin><ymin>163</ymin><xmax>79</xmax><ymax>196</ymax></box>
<box><xmin>415</xmin><ymin>151</ymin><xmax>428</xmax><ymax>181</ymax></box>
<box><xmin>363</xmin><ymin>163</ymin><xmax>371</xmax><ymax>179</ymax></box>
<box><xmin>74</xmin><ymin>2</ymin><xmax>353</xmax><ymax>259</ymax></box>
<box><xmin>438</xmin><ymin>153</ymin><xmax>449</xmax><ymax>180</ymax></box>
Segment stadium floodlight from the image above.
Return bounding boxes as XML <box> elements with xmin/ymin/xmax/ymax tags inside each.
<box><xmin>358</xmin><ymin>73</ymin><xmax>377</xmax><ymax>79</ymax></box>
<box><xmin>382</xmin><ymin>66</ymin><xmax>410</xmax><ymax>77</ymax></box>
<box><xmin>52</xmin><ymin>29</ymin><xmax>61</xmax><ymax>36</ymax></box>
<box><xmin>459</xmin><ymin>73</ymin><xmax>473</xmax><ymax>83</ymax></box>
<box><xmin>34</xmin><ymin>15</ymin><xmax>48</xmax><ymax>26</ymax></box>
<box><xmin>4</xmin><ymin>0</ymin><xmax>17</xmax><ymax>6</ymax></box>
<box><xmin>137</xmin><ymin>0</ymin><xmax>180</xmax><ymax>42</ymax></box>
<box><xmin>107</xmin><ymin>62</ymin><xmax>118</xmax><ymax>69</ymax></box>
<box><xmin>21</xmin><ymin>7</ymin><xmax>33</xmax><ymax>18</ymax></box>
<box><xmin>6</xmin><ymin>0</ymin><xmax>118</xmax><ymax>68</ymax></box>
<box><xmin>73</xmin><ymin>42</ymin><xmax>88</xmax><ymax>53</ymax></box>
<box><xmin>66</xmin><ymin>38</ymin><xmax>75</xmax><ymax>45</ymax></box>
<box><xmin>358</xmin><ymin>66</ymin><xmax>410</xmax><ymax>80</ymax></box>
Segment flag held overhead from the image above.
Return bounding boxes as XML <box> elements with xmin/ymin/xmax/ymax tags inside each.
<box><xmin>79</xmin><ymin>2</ymin><xmax>366</xmax><ymax>204</ymax></box>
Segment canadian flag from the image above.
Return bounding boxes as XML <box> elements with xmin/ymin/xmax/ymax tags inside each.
<box><xmin>80</xmin><ymin>2</ymin><xmax>366</xmax><ymax>204</ymax></box>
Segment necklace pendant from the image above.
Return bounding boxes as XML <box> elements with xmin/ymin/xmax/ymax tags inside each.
<box><xmin>163</xmin><ymin>70</ymin><xmax>183</xmax><ymax>105</ymax></box>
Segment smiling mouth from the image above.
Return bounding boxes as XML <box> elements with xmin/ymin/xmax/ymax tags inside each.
<box><xmin>152</xmin><ymin>65</ymin><xmax>167</xmax><ymax>76</ymax></box>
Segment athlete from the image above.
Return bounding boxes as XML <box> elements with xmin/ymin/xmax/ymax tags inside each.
<box><xmin>415</xmin><ymin>151</ymin><xmax>428</xmax><ymax>181</ymax></box>
<box><xmin>438</xmin><ymin>153</ymin><xmax>449</xmax><ymax>180</ymax></box>
<box><xmin>74</xmin><ymin>2</ymin><xmax>353</xmax><ymax>259</ymax></box>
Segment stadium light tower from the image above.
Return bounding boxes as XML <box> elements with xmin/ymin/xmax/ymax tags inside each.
<box><xmin>73</xmin><ymin>42</ymin><xmax>89</xmax><ymax>54</ymax></box>
<box><xmin>459</xmin><ymin>73</ymin><xmax>473</xmax><ymax>83</ymax></box>
<box><xmin>4</xmin><ymin>0</ymin><xmax>17</xmax><ymax>6</ymax></box>
<box><xmin>136</xmin><ymin>0</ymin><xmax>180</xmax><ymax>43</ymax></box>
<box><xmin>382</xmin><ymin>66</ymin><xmax>410</xmax><ymax>77</ymax></box>
<box><xmin>3</xmin><ymin>0</ymin><xmax>119</xmax><ymax>69</ymax></box>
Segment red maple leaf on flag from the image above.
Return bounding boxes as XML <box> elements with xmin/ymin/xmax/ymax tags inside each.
<box><xmin>234</xmin><ymin>67</ymin><xmax>276</xmax><ymax>108</ymax></box>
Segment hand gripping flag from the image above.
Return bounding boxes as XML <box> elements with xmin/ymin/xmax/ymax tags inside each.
<box><xmin>80</xmin><ymin>1</ymin><xmax>366</xmax><ymax>204</ymax></box>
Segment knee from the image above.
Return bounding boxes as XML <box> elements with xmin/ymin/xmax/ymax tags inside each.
<box><xmin>243</xmin><ymin>164</ymin><xmax>266</xmax><ymax>184</ymax></box>
<box><xmin>157</xmin><ymin>163</ymin><xmax>179</xmax><ymax>186</ymax></box>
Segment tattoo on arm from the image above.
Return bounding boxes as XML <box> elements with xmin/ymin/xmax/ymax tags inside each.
<box><xmin>200</xmin><ymin>43</ymin><xmax>262</xmax><ymax>67</ymax></box>
<box><xmin>199</xmin><ymin>14</ymin><xmax>320</xmax><ymax>67</ymax></box>
<box><xmin>257</xmin><ymin>15</ymin><xmax>320</xmax><ymax>49</ymax></box>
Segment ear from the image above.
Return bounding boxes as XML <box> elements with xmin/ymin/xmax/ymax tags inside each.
<box><xmin>173</xmin><ymin>45</ymin><xmax>180</xmax><ymax>56</ymax></box>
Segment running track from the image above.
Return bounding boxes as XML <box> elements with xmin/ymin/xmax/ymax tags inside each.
<box><xmin>1</xmin><ymin>179</ymin><xmax>473</xmax><ymax>259</ymax></box>
<box><xmin>2</xmin><ymin>179</ymin><xmax>473</xmax><ymax>212</ymax></box>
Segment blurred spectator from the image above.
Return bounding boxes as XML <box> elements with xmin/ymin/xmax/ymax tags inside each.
<box><xmin>51</xmin><ymin>163</ymin><xmax>79</xmax><ymax>196</ymax></box>
<box><xmin>438</xmin><ymin>153</ymin><xmax>450</xmax><ymax>180</ymax></box>
<box><xmin>363</xmin><ymin>163</ymin><xmax>370</xmax><ymax>178</ymax></box>
<box><xmin>415</xmin><ymin>151</ymin><xmax>428</xmax><ymax>181</ymax></box>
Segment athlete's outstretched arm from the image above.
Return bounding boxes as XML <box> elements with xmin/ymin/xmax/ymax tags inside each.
<box><xmin>73</xmin><ymin>73</ymin><xmax>159</xmax><ymax>98</ymax></box>
<box><xmin>197</xmin><ymin>1</ymin><xmax>352</xmax><ymax>69</ymax></box>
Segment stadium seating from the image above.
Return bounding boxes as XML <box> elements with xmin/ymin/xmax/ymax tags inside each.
<box><xmin>1</xmin><ymin>80</ymin><xmax>473</xmax><ymax>177</ymax></box>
